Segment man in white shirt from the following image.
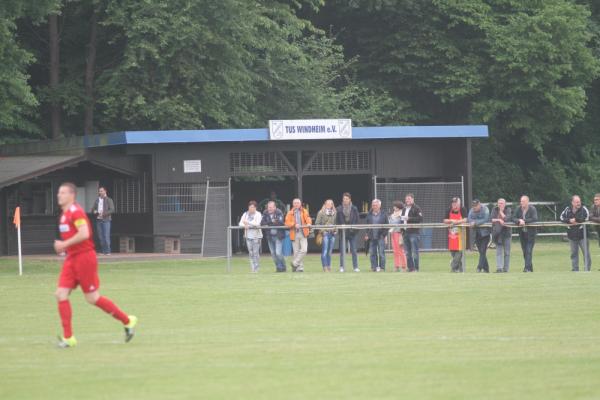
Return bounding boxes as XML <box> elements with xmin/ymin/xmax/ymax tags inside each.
<box><xmin>92</xmin><ymin>187</ymin><xmax>115</xmax><ymax>255</ymax></box>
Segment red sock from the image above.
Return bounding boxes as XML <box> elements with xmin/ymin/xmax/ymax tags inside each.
<box><xmin>58</xmin><ymin>300</ymin><xmax>73</xmax><ymax>338</ymax></box>
<box><xmin>95</xmin><ymin>296</ymin><xmax>130</xmax><ymax>325</ymax></box>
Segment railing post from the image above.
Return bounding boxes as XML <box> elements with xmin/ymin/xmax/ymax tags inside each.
<box><xmin>461</xmin><ymin>226</ymin><xmax>466</xmax><ymax>273</ymax></box>
<box><xmin>226</xmin><ymin>226</ymin><xmax>232</xmax><ymax>273</ymax></box>
<box><xmin>340</xmin><ymin>227</ymin><xmax>346</xmax><ymax>269</ymax></box>
<box><xmin>583</xmin><ymin>222</ymin><xmax>590</xmax><ymax>272</ymax></box>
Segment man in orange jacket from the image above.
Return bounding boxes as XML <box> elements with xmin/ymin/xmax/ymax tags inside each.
<box><xmin>285</xmin><ymin>198</ymin><xmax>312</xmax><ymax>272</ymax></box>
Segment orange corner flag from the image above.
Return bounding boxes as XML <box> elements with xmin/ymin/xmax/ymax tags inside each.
<box><xmin>13</xmin><ymin>207</ymin><xmax>21</xmax><ymax>229</ymax></box>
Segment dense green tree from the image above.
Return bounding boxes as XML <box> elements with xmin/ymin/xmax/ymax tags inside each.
<box><xmin>315</xmin><ymin>0</ymin><xmax>600</xmax><ymax>201</ymax></box>
<box><xmin>0</xmin><ymin>0</ymin><xmax>57</xmax><ymax>141</ymax></box>
<box><xmin>2</xmin><ymin>0</ymin><xmax>600</xmax><ymax>203</ymax></box>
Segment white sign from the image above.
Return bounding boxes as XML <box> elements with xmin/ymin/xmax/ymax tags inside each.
<box><xmin>183</xmin><ymin>160</ymin><xmax>202</xmax><ymax>173</ymax></box>
<box><xmin>269</xmin><ymin>119</ymin><xmax>352</xmax><ymax>140</ymax></box>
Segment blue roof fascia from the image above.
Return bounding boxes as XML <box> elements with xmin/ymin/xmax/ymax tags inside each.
<box><xmin>125</xmin><ymin>129</ymin><xmax>268</xmax><ymax>144</ymax></box>
<box><xmin>82</xmin><ymin>125</ymin><xmax>488</xmax><ymax>148</ymax></box>
<box><xmin>353</xmin><ymin>125</ymin><xmax>488</xmax><ymax>139</ymax></box>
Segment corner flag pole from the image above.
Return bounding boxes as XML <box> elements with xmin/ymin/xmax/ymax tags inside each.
<box><xmin>13</xmin><ymin>207</ymin><xmax>22</xmax><ymax>276</ymax></box>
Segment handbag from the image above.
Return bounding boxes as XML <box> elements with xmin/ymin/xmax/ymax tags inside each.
<box><xmin>315</xmin><ymin>231</ymin><xmax>323</xmax><ymax>247</ymax></box>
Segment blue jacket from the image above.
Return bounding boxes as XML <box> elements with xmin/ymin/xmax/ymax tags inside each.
<box><xmin>366</xmin><ymin>210</ymin><xmax>388</xmax><ymax>240</ymax></box>
<box><xmin>468</xmin><ymin>205</ymin><xmax>490</xmax><ymax>237</ymax></box>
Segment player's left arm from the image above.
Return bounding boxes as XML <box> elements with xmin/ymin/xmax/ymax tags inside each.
<box><xmin>54</xmin><ymin>217</ymin><xmax>90</xmax><ymax>253</ymax></box>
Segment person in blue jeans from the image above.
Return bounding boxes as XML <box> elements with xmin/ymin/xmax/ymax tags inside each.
<box><xmin>468</xmin><ymin>199</ymin><xmax>491</xmax><ymax>273</ymax></box>
<box><xmin>364</xmin><ymin>199</ymin><xmax>388</xmax><ymax>272</ymax></box>
<box><xmin>401</xmin><ymin>193</ymin><xmax>423</xmax><ymax>272</ymax></box>
<box><xmin>91</xmin><ymin>187</ymin><xmax>114</xmax><ymax>255</ymax></box>
<box><xmin>336</xmin><ymin>192</ymin><xmax>360</xmax><ymax>272</ymax></box>
<box><xmin>261</xmin><ymin>201</ymin><xmax>286</xmax><ymax>272</ymax></box>
<box><xmin>315</xmin><ymin>199</ymin><xmax>337</xmax><ymax>272</ymax></box>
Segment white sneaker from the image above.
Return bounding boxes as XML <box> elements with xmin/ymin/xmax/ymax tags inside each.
<box><xmin>375</xmin><ymin>267</ymin><xmax>381</xmax><ymax>272</ymax></box>
<box><xmin>353</xmin><ymin>268</ymin><xmax>360</xmax><ymax>272</ymax></box>
<box><xmin>339</xmin><ymin>267</ymin><xmax>345</xmax><ymax>273</ymax></box>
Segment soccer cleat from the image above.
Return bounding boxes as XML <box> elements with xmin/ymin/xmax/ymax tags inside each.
<box><xmin>124</xmin><ymin>315</ymin><xmax>138</xmax><ymax>343</ymax></box>
<box><xmin>57</xmin><ymin>335</ymin><xmax>77</xmax><ymax>348</ymax></box>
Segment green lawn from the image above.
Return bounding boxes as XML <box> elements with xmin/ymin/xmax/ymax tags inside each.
<box><xmin>1</xmin><ymin>241</ymin><xmax>599</xmax><ymax>400</ymax></box>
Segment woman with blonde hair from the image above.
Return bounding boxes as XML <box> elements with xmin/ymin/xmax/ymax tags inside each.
<box><xmin>315</xmin><ymin>199</ymin><xmax>337</xmax><ymax>272</ymax></box>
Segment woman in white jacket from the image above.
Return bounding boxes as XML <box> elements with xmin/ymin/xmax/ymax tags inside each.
<box><xmin>239</xmin><ymin>200</ymin><xmax>263</xmax><ymax>272</ymax></box>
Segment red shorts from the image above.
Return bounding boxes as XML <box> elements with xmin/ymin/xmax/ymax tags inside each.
<box><xmin>58</xmin><ymin>251</ymin><xmax>100</xmax><ymax>293</ymax></box>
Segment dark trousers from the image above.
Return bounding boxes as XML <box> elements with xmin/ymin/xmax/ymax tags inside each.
<box><xmin>339</xmin><ymin>234</ymin><xmax>358</xmax><ymax>269</ymax></box>
<box><xmin>266</xmin><ymin>236</ymin><xmax>286</xmax><ymax>272</ymax></box>
<box><xmin>369</xmin><ymin>237</ymin><xmax>386</xmax><ymax>270</ymax></box>
<box><xmin>519</xmin><ymin>233</ymin><xmax>535</xmax><ymax>272</ymax></box>
<box><xmin>475</xmin><ymin>234</ymin><xmax>490</xmax><ymax>272</ymax></box>
<box><xmin>450</xmin><ymin>250</ymin><xmax>463</xmax><ymax>272</ymax></box>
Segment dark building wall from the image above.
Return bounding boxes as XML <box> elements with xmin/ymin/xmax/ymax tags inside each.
<box><xmin>7</xmin><ymin>215</ymin><xmax>57</xmax><ymax>254</ymax></box>
<box><xmin>131</xmin><ymin>140</ymin><xmax>381</xmax><ymax>183</ymax></box>
<box><xmin>131</xmin><ymin>139</ymin><xmax>470</xmax><ymax>254</ymax></box>
<box><xmin>374</xmin><ymin>139</ymin><xmax>466</xmax><ymax>180</ymax></box>
<box><xmin>87</xmin><ymin>147</ymin><xmax>147</xmax><ymax>175</ymax></box>
<box><xmin>141</xmin><ymin>138</ymin><xmax>467</xmax><ymax>182</ymax></box>
<box><xmin>0</xmin><ymin>138</ymin><xmax>474</xmax><ymax>255</ymax></box>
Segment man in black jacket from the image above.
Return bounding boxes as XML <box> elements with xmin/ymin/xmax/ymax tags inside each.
<box><xmin>560</xmin><ymin>195</ymin><xmax>591</xmax><ymax>272</ymax></box>
<box><xmin>261</xmin><ymin>201</ymin><xmax>287</xmax><ymax>272</ymax></box>
<box><xmin>401</xmin><ymin>193</ymin><xmax>423</xmax><ymax>272</ymax></box>
<box><xmin>512</xmin><ymin>195</ymin><xmax>537</xmax><ymax>272</ymax></box>
<box><xmin>336</xmin><ymin>192</ymin><xmax>360</xmax><ymax>272</ymax></box>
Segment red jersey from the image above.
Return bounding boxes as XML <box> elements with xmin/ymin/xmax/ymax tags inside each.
<box><xmin>447</xmin><ymin>206</ymin><xmax>467</xmax><ymax>251</ymax></box>
<box><xmin>59</xmin><ymin>203</ymin><xmax>95</xmax><ymax>256</ymax></box>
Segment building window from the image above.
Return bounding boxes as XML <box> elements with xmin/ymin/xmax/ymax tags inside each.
<box><xmin>230</xmin><ymin>152</ymin><xmax>294</xmax><ymax>175</ymax></box>
<box><xmin>156</xmin><ymin>183</ymin><xmax>206</xmax><ymax>213</ymax></box>
<box><xmin>305</xmin><ymin>150</ymin><xmax>371</xmax><ymax>172</ymax></box>
<box><xmin>7</xmin><ymin>182</ymin><xmax>54</xmax><ymax>217</ymax></box>
<box><xmin>113</xmin><ymin>173</ymin><xmax>149</xmax><ymax>214</ymax></box>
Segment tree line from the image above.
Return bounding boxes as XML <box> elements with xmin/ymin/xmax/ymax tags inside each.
<box><xmin>1</xmin><ymin>0</ymin><xmax>599</xmax><ymax>202</ymax></box>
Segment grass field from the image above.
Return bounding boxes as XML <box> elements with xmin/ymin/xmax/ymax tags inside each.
<box><xmin>1</xmin><ymin>241</ymin><xmax>599</xmax><ymax>400</ymax></box>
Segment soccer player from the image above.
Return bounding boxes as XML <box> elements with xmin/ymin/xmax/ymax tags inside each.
<box><xmin>54</xmin><ymin>182</ymin><xmax>137</xmax><ymax>348</ymax></box>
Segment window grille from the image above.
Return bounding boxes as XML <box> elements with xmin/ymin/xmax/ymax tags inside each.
<box><xmin>305</xmin><ymin>150</ymin><xmax>370</xmax><ymax>172</ymax></box>
<box><xmin>156</xmin><ymin>183</ymin><xmax>206</xmax><ymax>213</ymax></box>
<box><xmin>113</xmin><ymin>173</ymin><xmax>149</xmax><ymax>214</ymax></box>
<box><xmin>230</xmin><ymin>152</ymin><xmax>294</xmax><ymax>175</ymax></box>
